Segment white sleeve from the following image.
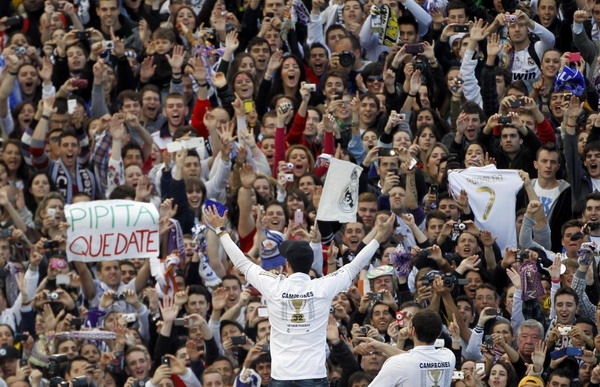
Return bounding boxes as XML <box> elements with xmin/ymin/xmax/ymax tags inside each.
<box><xmin>400</xmin><ymin>0</ymin><xmax>432</xmax><ymax>36</ymax></box>
<box><xmin>307</xmin><ymin>14</ymin><xmax>327</xmax><ymax>50</ymax></box>
<box><xmin>177</xmin><ymin>368</ymin><xmax>202</xmax><ymax>387</ymax></box>
<box><xmin>42</xmin><ymin>82</ymin><xmax>56</xmax><ymax>99</ymax></box>
<box><xmin>322</xmin><ymin>241</ymin><xmax>380</xmax><ymax>295</ymax></box>
<box><xmin>218</xmin><ymin>234</ymin><xmax>278</xmax><ymax>296</ymax></box>
<box><xmin>368</xmin><ymin>357</ymin><xmax>405</xmax><ymax>386</ymax></box>
<box><xmin>532</xmin><ymin>22</ymin><xmax>556</xmax><ymax>56</ymax></box>
<box><xmin>464</xmin><ymin>328</ymin><xmax>484</xmax><ymax>360</ymax></box>
<box><xmin>459</xmin><ymin>48</ymin><xmax>483</xmax><ymax>107</ymax></box>
<box><xmin>360</xmin><ymin>14</ymin><xmax>380</xmax><ymax>49</ymax></box>
<box><xmin>511</xmin><ymin>289</ymin><xmax>525</xmax><ymax>334</ymax></box>
<box><xmin>205</xmin><ymin>158</ymin><xmax>232</xmax><ymax>202</ymax></box>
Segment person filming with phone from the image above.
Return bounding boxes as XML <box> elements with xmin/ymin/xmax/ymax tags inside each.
<box><xmin>203</xmin><ymin>205</ymin><xmax>396</xmax><ymax>386</ymax></box>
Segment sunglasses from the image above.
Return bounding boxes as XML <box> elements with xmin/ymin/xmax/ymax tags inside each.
<box><xmin>366</xmin><ymin>75</ymin><xmax>383</xmax><ymax>82</ymax></box>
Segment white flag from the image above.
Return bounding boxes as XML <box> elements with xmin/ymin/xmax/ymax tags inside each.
<box><xmin>448</xmin><ymin>165</ymin><xmax>523</xmax><ymax>250</ymax></box>
<box><xmin>317</xmin><ymin>159</ymin><xmax>363</xmax><ymax>223</ymax></box>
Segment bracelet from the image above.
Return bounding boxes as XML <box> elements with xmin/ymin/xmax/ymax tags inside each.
<box><xmin>451</xmin><ymin>338</ymin><xmax>461</xmax><ymax>343</ymax></box>
<box><xmin>408</xmin><ymin>93</ymin><xmax>416</xmax><ymax>97</ymax></box>
<box><xmin>41</xmin><ymin>114</ymin><xmax>50</xmax><ymax>120</ymax></box>
<box><xmin>551</xmin><ymin>278</ymin><xmax>560</xmax><ymax>284</ymax></box>
<box><xmin>8</xmin><ymin>71</ymin><xmax>17</xmax><ymax>76</ymax></box>
<box><xmin>198</xmin><ymin>82</ymin><xmax>209</xmax><ymax>87</ymax></box>
<box><xmin>564</xmin><ymin>122</ymin><xmax>576</xmax><ymax>128</ymax></box>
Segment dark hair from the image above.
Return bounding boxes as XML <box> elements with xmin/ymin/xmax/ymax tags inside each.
<box><xmin>575</xmin><ymin>316</ymin><xmax>598</xmax><ymax>338</ymax></box>
<box><xmin>554</xmin><ymin>287</ymin><xmax>579</xmax><ymax>306</ymax></box>
<box><xmin>109</xmin><ymin>184</ymin><xmax>136</xmax><ymax>199</ymax></box>
<box><xmin>412</xmin><ymin>310</ymin><xmax>443</xmax><ymax>344</ymax></box>
<box><xmin>460</xmin><ymin>101</ymin><xmax>487</xmax><ymax>124</ymax></box>
<box><xmin>221</xmin><ymin>274</ymin><xmax>242</xmax><ymax>287</ymax></box>
<box><xmin>561</xmin><ymin>219</ymin><xmax>583</xmax><ymax>237</ymax></box>
<box><xmin>189</xmin><ymin>285</ymin><xmax>211</xmax><ymax>304</ymax></box>
<box><xmin>152</xmin><ymin>27</ymin><xmax>177</xmax><ymax>43</ymax></box>
<box><xmin>247</xmin><ymin>37</ymin><xmax>271</xmax><ymax>53</ymax></box>
<box><xmin>324</xmin><ymin>24</ymin><xmax>348</xmax><ymax>46</ymax></box>
<box><xmin>348</xmin><ymin>371</ymin><xmax>374</xmax><ymax>386</ymax></box>
<box><xmin>59</xmin><ymin>130</ymin><xmax>79</xmax><ymax>145</ymax></box>
<box><xmin>396</xmin><ymin>15</ymin><xmax>418</xmax><ymax>32</ymax></box>
<box><xmin>446</xmin><ymin>1</ymin><xmax>467</xmax><ymax>13</ymax></box>
<box><xmin>121</xmin><ymin>142</ymin><xmax>143</xmax><ymax>163</ymax></box>
<box><xmin>506</xmin><ymin>80</ymin><xmax>528</xmax><ymax>96</ymax></box>
<box><xmin>535</xmin><ymin>142</ymin><xmax>560</xmax><ymax>160</ymax></box>
<box><xmin>64</xmin><ymin>356</ymin><xmax>89</xmax><ymax>377</ymax></box>
<box><xmin>219</xmin><ymin>319</ymin><xmax>244</xmax><ymax>338</ymax></box>
<box><xmin>489</xmin><ymin>361</ymin><xmax>518</xmax><ymax>387</ymax></box>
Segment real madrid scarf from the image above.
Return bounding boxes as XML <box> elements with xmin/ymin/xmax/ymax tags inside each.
<box><xmin>374</xmin><ymin>5</ymin><xmax>399</xmax><ymax>47</ymax></box>
<box><xmin>50</xmin><ymin>159</ymin><xmax>96</xmax><ymax>204</ymax></box>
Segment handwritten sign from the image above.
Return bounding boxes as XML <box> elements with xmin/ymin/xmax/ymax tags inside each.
<box><xmin>65</xmin><ymin>200</ymin><xmax>160</xmax><ymax>262</ymax></box>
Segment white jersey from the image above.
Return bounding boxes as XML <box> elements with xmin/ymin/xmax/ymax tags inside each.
<box><xmin>369</xmin><ymin>345</ymin><xmax>456</xmax><ymax>387</ymax></box>
<box><xmin>219</xmin><ymin>235</ymin><xmax>381</xmax><ymax>381</ymax></box>
<box><xmin>448</xmin><ymin>165</ymin><xmax>523</xmax><ymax>250</ymax></box>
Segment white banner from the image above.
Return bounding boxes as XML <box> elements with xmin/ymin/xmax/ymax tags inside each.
<box><xmin>65</xmin><ymin>200</ymin><xmax>160</xmax><ymax>262</ymax></box>
<box><xmin>448</xmin><ymin>165</ymin><xmax>523</xmax><ymax>250</ymax></box>
<box><xmin>317</xmin><ymin>158</ymin><xmax>363</xmax><ymax>223</ymax></box>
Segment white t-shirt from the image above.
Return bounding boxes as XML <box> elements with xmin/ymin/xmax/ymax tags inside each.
<box><xmin>369</xmin><ymin>345</ymin><xmax>456</xmax><ymax>386</ymax></box>
<box><xmin>448</xmin><ymin>165</ymin><xmax>523</xmax><ymax>250</ymax></box>
<box><xmin>533</xmin><ymin>181</ymin><xmax>561</xmax><ymax>216</ymax></box>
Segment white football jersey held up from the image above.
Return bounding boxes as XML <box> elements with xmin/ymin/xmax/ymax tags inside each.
<box><xmin>448</xmin><ymin>165</ymin><xmax>523</xmax><ymax>250</ymax></box>
<box><xmin>369</xmin><ymin>346</ymin><xmax>456</xmax><ymax>386</ymax></box>
<box><xmin>219</xmin><ymin>235</ymin><xmax>381</xmax><ymax>381</ymax></box>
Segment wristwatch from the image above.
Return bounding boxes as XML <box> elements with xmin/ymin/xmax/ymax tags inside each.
<box><xmin>215</xmin><ymin>226</ymin><xmax>227</xmax><ymax>236</ymax></box>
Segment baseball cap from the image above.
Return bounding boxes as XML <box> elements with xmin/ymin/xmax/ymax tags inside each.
<box><xmin>518</xmin><ymin>376</ymin><xmax>544</xmax><ymax>387</ymax></box>
<box><xmin>0</xmin><ymin>346</ymin><xmax>20</xmax><ymax>360</ymax></box>
<box><xmin>367</xmin><ymin>265</ymin><xmax>394</xmax><ymax>279</ymax></box>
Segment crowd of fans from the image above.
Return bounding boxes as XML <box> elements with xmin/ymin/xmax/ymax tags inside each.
<box><xmin>3</xmin><ymin>0</ymin><xmax>600</xmax><ymax>385</ymax></box>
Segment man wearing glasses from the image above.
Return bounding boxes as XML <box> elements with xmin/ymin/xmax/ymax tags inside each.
<box><xmin>473</xmin><ymin>284</ymin><xmax>500</xmax><ymax>314</ymax></box>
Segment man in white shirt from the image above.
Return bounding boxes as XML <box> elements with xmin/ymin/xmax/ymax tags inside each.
<box><xmin>204</xmin><ymin>206</ymin><xmax>395</xmax><ymax>386</ymax></box>
<box><xmin>369</xmin><ymin>309</ymin><xmax>456</xmax><ymax>386</ymax></box>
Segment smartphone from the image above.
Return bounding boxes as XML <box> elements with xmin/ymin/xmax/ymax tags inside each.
<box><xmin>454</xmin><ymin>25</ymin><xmax>469</xmax><ymax>32</ymax></box>
<box><xmin>3</xmin><ymin>16</ymin><xmax>22</xmax><ymax>27</ymax></box>
<box><xmin>265</xmin><ymin>12</ymin><xmax>274</xmax><ymax>18</ymax></box>
<box><xmin>20</xmin><ymin>359</ymin><xmax>28</xmax><ymax>367</ymax></box>
<box><xmin>378</xmin><ymin>148</ymin><xmax>397</xmax><ymax>157</ymax></box>
<box><xmin>44</xmin><ymin>240</ymin><xmax>60</xmax><ymax>249</ymax></box>
<box><xmin>368</xmin><ymin>293</ymin><xmax>383</xmax><ymax>302</ymax></box>
<box><xmin>484</xmin><ymin>335</ymin><xmax>494</xmax><ymax>350</ymax></box>
<box><xmin>566</xmin><ymin>347</ymin><xmax>583</xmax><ymax>357</ymax></box>
<box><xmin>434</xmin><ymin>338</ymin><xmax>444</xmax><ymax>348</ymax></box>
<box><xmin>70</xmin><ymin>317</ymin><xmax>84</xmax><ymax>327</ymax></box>
<box><xmin>173</xmin><ymin>318</ymin><xmax>186</xmax><ymax>326</ymax></box>
<box><xmin>564</xmin><ymin>93</ymin><xmax>572</xmax><ymax>102</ymax></box>
<box><xmin>334</xmin><ymin>91</ymin><xmax>343</xmax><ymax>101</ymax></box>
<box><xmin>47</xmin><ymin>208</ymin><xmax>57</xmax><ymax>218</ymax></box>
<box><xmin>261</xmin><ymin>344</ymin><xmax>270</xmax><ymax>352</ymax></box>
<box><xmin>244</xmin><ymin>100</ymin><xmax>255</xmax><ymax>113</ymax></box>
<box><xmin>257</xmin><ymin>307</ymin><xmax>268</xmax><ymax>318</ymax></box>
<box><xmin>568</xmin><ymin>52</ymin><xmax>582</xmax><ymax>63</ymax></box>
<box><xmin>430</xmin><ymin>184</ymin><xmax>439</xmax><ymax>195</ymax></box>
<box><xmin>161</xmin><ymin>355</ymin><xmax>170</xmax><ymax>366</ymax></box>
<box><xmin>498</xmin><ymin>116</ymin><xmax>512</xmax><ymax>124</ymax></box>
<box><xmin>14</xmin><ymin>333</ymin><xmax>28</xmax><ymax>342</ymax></box>
<box><xmin>484</xmin><ymin>308</ymin><xmax>501</xmax><ymax>316</ymax></box>
<box><xmin>509</xmin><ymin>98</ymin><xmax>524</xmax><ymax>108</ymax></box>
<box><xmin>231</xmin><ymin>336</ymin><xmax>247</xmax><ymax>345</ymax></box>
<box><xmin>405</xmin><ymin>43</ymin><xmax>424</xmax><ymax>54</ymax></box>
<box><xmin>205</xmin><ymin>199</ymin><xmax>227</xmax><ymax>217</ymax></box>
<box><xmin>75</xmin><ymin>31</ymin><xmax>90</xmax><ymax>40</ymax></box>
<box><xmin>71</xmin><ymin>78</ymin><xmax>88</xmax><ymax>88</ymax></box>
<box><xmin>303</xmin><ymin>83</ymin><xmax>316</xmax><ymax>92</ymax></box>
<box><xmin>294</xmin><ymin>209</ymin><xmax>303</xmax><ymax>224</ymax></box>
